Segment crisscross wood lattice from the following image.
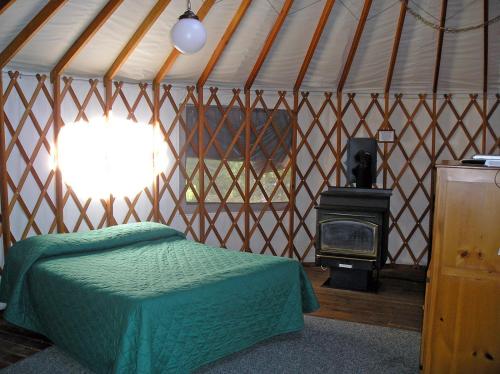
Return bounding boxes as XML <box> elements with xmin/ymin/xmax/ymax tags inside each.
<box><xmin>1</xmin><ymin>73</ymin><xmax>499</xmax><ymax>267</ymax></box>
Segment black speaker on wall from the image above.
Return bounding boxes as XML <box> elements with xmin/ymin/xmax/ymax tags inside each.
<box><xmin>346</xmin><ymin>138</ymin><xmax>377</xmax><ymax>188</ymax></box>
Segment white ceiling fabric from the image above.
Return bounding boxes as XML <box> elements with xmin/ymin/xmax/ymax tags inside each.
<box><xmin>390</xmin><ymin>0</ymin><xmax>438</xmax><ymax>93</ymax></box>
<box><xmin>1</xmin><ymin>0</ymin><xmax>498</xmax><ymax>92</ymax></box>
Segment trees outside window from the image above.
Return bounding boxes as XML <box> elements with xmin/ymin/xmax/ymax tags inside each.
<box><xmin>183</xmin><ymin>104</ymin><xmax>291</xmax><ymax>207</ymax></box>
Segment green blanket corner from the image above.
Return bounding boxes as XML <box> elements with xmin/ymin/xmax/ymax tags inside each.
<box><xmin>0</xmin><ymin>222</ymin><xmax>185</xmax><ymax>333</ymax></box>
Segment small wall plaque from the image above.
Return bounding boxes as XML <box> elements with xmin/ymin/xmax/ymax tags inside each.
<box><xmin>378</xmin><ymin>129</ymin><xmax>395</xmax><ymax>143</ymax></box>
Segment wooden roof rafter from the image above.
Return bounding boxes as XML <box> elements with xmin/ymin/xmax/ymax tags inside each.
<box><xmin>105</xmin><ymin>0</ymin><xmax>173</xmax><ymax>83</ymax></box>
<box><xmin>51</xmin><ymin>0</ymin><xmax>124</xmax><ymax>82</ymax></box>
<box><xmin>0</xmin><ymin>0</ymin><xmax>16</xmax><ymax>16</ymax></box>
<box><xmin>337</xmin><ymin>0</ymin><xmax>372</xmax><ymax>93</ymax></box>
<box><xmin>244</xmin><ymin>0</ymin><xmax>294</xmax><ymax>91</ymax></box>
<box><xmin>0</xmin><ymin>0</ymin><xmax>67</xmax><ymax>69</ymax></box>
<box><xmin>197</xmin><ymin>0</ymin><xmax>252</xmax><ymax>89</ymax></box>
<box><xmin>294</xmin><ymin>0</ymin><xmax>336</xmax><ymax>92</ymax></box>
<box><xmin>154</xmin><ymin>0</ymin><xmax>216</xmax><ymax>85</ymax></box>
<box><xmin>432</xmin><ymin>0</ymin><xmax>448</xmax><ymax>93</ymax></box>
<box><xmin>385</xmin><ymin>0</ymin><xmax>407</xmax><ymax>94</ymax></box>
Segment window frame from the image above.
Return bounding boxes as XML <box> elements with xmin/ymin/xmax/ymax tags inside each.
<box><xmin>179</xmin><ymin>104</ymin><xmax>291</xmax><ymax>213</ymax></box>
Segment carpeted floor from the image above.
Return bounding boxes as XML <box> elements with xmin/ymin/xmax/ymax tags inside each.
<box><xmin>1</xmin><ymin>316</ymin><xmax>421</xmax><ymax>374</ymax></box>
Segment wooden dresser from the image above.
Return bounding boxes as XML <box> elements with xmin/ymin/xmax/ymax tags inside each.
<box><xmin>421</xmin><ymin>162</ymin><xmax>500</xmax><ymax>373</ymax></box>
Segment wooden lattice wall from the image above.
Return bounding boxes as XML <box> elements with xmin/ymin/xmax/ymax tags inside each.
<box><xmin>1</xmin><ymin>72</ymin><xmax>499</xmax><ymax>268</ymax></box>
<box><xmin>295</xmin><ymin>92</ymin><xmax>499</xmax><ymax>264</ymax></box>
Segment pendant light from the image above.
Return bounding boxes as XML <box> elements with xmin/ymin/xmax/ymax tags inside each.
<box><xmin>170</xmin><ymin>0</ymin><xmax>207</xmax><ymax>55</ymax></box>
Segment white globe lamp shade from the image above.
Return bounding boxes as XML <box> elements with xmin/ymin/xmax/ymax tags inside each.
<box><xmin>170</xmin><ymin>10</ymin><xmax>207</xmax><ymax>55</ymax></box>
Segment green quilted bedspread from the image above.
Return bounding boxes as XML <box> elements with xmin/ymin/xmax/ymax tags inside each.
<box><xmin>0</xmin><ymin>222</ymin><xmax>319</xmax><ymax>373</ymax></box>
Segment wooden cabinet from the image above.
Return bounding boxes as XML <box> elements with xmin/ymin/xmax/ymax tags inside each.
<box><xmin>421</xmin><ymin>162</ymin><xmax>500</xmax><ymax>373</ymax></box>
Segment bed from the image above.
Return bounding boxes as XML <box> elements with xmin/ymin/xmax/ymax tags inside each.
<box><xmin>0</xmin><ymin>222</ymin><xmax>319</xmax><ymax>373</ymax></box>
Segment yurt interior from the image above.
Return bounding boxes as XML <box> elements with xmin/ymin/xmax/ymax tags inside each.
<box><xmin>0</xmin><ymin>1</ymin><xmax>499</xmax><ymax>373</ymax></box>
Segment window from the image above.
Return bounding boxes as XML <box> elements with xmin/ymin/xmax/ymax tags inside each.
<box><xmin>182</xmin><ymin>104</ymin><xmax>291</xmax><ymax>206</ymax></box>
<box><xmin>57</xmin><ymin>116</ymin><xmax>167</xmax><ymax>199</ymax></box>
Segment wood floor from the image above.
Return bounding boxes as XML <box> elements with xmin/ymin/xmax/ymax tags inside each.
<box><xmin>0</xmin><ymin>264</ymin><xmax>425</xmax><ymax>369</ymax></box>
<box><xmin>305</xmin><ymin>264</ymin><xmax>426</xmax><ymax>332</ymax></box>
<box><xmin>0</xmin><ymin>314</ymin><xmax>51</xmax><ymax>369</ymax></box>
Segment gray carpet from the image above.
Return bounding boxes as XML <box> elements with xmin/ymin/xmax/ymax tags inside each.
<box><xmin>2</xmin><ymin>316</ymin><xmax>421</xmax><ymax>374</ymax></box>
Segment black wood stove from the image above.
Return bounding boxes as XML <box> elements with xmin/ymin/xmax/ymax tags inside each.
<box><xmin>315</xmin><ymin>187</ymin><xmax>392</xmax><ymax>291</ymax></box>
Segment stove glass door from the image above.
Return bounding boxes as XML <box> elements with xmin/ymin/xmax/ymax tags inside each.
<box><xmin>320</xmin><ymin>218</ymin><xmax>378</xmax><ymax>257</ymax></box>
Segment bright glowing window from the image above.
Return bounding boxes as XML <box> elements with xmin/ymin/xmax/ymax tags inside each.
<box><xmin>56</xmin><ymin>115</ymin><xmax>168</xmax><ymax>199</ymax></box>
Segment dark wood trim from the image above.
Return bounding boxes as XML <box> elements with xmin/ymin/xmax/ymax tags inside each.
<box><xmin>429</xmin><ymin>93</ymin><xmax>437</xmax><ymax>266</ymax></box>
<box><xmin>153</xmin><ymin>81</ymin><xmax>160</xmax><ymax>222</ymax></box>
<box><xmin>289</xmin><ymin>90</ymin><xmax>299</xmax><ymax>257</ymax></box>
<box><xmin>432</xmin><ymin>0</ymin><xmax>448</xmax><ymax>93</ymax></box>
<box><xmin>0</xmin><ymin>73</ymin><xmax>11</xmax><ymax>253</ymax></box>
<box><xmin>244</xmin><ymin>89</ymin><xmax>251</xmax><ymax>252</ymax></box>
<box><xmin>337</xmin><ymin>0</ymin><xmax>372</xmax><ymax>93</ymax></box>
<box><xmin>51</xmin><ymin>0</ymin><xmax>123</xmax><ymax>82</ymax></box>
<box><xmin>154</xmin><ymin>0</ymin><xmax>216</xmax><ymax>85</ymax></box>
<box><xmin>336</xmin><ymin>92</ymin><xmax>342</xmax><ymax>186</ymax></box>
<box><xmin>52</xmin><ymin>76</ymin><xmax>64</xmax><ymax>233</ymax></box>
<box><xmin>104</xmin><ymin>79</ymin><xmax>112</xmax><ymax>116</ymax></box>
<box><xmin>383</xmin><ymin>94</ymin><xmax>389</xmax><ymax>188</ymax></box>
<box><xmin>385</xmin><ymin>0</ymin><xmax>407</xmax><ymax>94</ymax></box>
<box><xmin>106</xmin><ymin>0</ymin><xmax>172</xmax><ymax>82</ymax></box>
<box><xmin>482</xmin><ymin>95</ymin><xmax>487</xmax><ymax>153</ymax></box>
<box><xmin>153</xmin><ymin>51</ymin><xmax>180</xmax><ymax>86</ymax></box>
<box><xmin>482</xmin><ymin>0</ymin><xmax>488</xmax><ymax>153</ymax></box>
<box><xmin>0</xmin><ymin>0</ymin><xmax>15</xmax><ymax>16</ymax></box>
<box><xmin>197</xmin><ymin>0</ymin><xmax>252</xmax><ymax>89</ymax></box>
<box><xmin>294</xmin><ymin>0</ymin><xmax>336</xmax><ymax>91</ymax></box>
<box><xmin>483</xmin><ymin>0</ymin><xmax>488</xmax><ymax>94</ymax></box>
<box><xmin>245</xmin><ymin>0</ymin><xmax>293</xmax><ymax>91</ymax></box>
<box><xmin>198</xmin><ymin>87</ymin><xmax>205</xmax><ymax>242</ymax></box>
<box><xmin>104</xmin><ymin>79</ymin><xmax>115</xmax><ymax>226</ymax></box>
<box><xmin>0</xmin><ymin>0</ymin><xmax>67</xmax><ymax>69</ymax></box>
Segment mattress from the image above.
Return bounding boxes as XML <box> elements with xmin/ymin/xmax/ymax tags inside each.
<box><xmin>0</xmin><ymin>222</ymin><xmax>319</xmax><ymax>373</ymax></box>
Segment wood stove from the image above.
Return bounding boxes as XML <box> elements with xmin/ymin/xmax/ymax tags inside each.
<box><xmin>315</xmin><ymin>187</ymin><xmax>391</xmax><ymax>291</ymax></box>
